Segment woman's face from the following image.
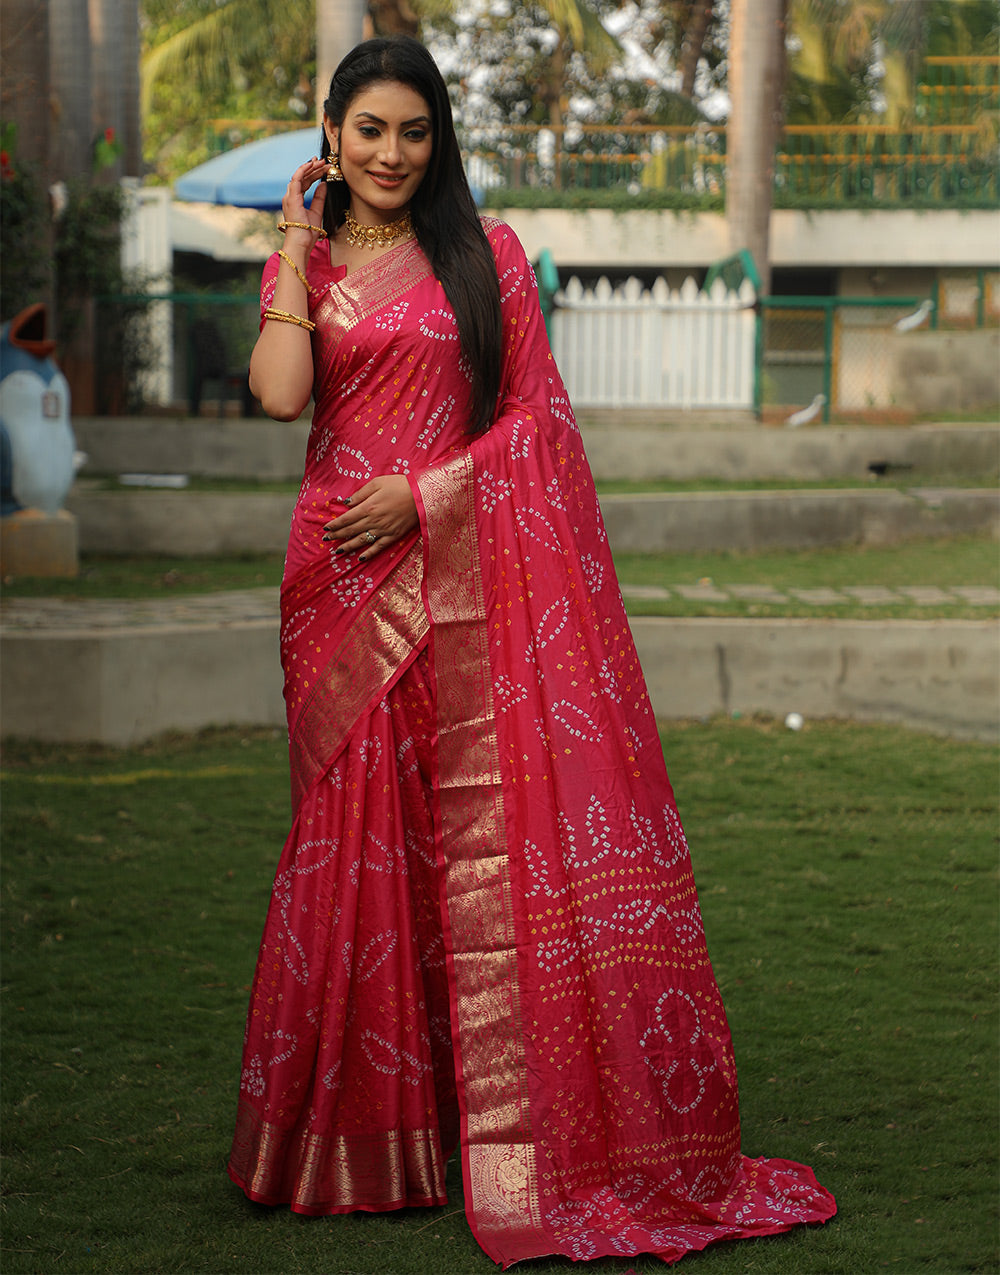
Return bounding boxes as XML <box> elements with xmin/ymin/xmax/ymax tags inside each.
<box><xmin>325</xmin><ymin>80</ymin><xmax>433</xmax><ymax>225</ymax></box>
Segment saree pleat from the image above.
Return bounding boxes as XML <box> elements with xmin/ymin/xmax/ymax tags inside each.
<box><xmin>230</xmin><ymin>221</ymin><xmax>836</xmax><ymax>1265</ymax></box>
<box><xmin>229</xmin><ymin>644</ymin><xmax>458</xmax><ymax>1212</ymax></box>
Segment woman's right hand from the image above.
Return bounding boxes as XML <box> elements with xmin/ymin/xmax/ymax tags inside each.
<box><xmin>281</xmin><ymin>158</ymin><xmax>330</xmax><ymax>245</ymax></box>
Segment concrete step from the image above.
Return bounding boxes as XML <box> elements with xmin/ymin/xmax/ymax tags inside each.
<box><xmin>600</xmin><ymin>487</ymin><xmax>1000</xmax><ymax>553</ymax></box>
<box><xmin>71</xmin><ymin>418</ymin><xmax>1000</xmax><ymax>484</ymax></box>
<box><xmin>64</xmin><ymin>484</ymin><xmax>999</xmax><ymax>557</ymax></box>
<box><xmin>2</xmin><ymin>592</ymin><xmax>995</xmax><ymax>745</ymax></box>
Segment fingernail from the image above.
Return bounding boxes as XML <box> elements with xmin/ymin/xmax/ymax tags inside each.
<box><xmin>334</xmin><ymin>548</ymin><xmax>345</xmax><ymax>556</ymax></box>
<box><xmin>322</xmin><ymin>534</ymin><xmax>331</xmax><ymax>542</ymax></box>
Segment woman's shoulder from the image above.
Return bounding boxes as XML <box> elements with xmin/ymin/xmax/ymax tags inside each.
<box><xmin>479</xmin><ymin>216</ymin><xmax>529</xmax><ymax>267</ymax></box>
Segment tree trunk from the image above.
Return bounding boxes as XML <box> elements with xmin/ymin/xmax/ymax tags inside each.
<box><xmin>49</xmin><ymin>0</ymin><xmax>92</xmax><ymax>181</ymax></box>
<box><xmin>540</xmin><ymin>40</ymin><xmax>568</xmax><ymax>188</ymax></box>
<box><xmin>368</xmin><ymin>0</ymin><xmax>419</xmax><ymax>37</ymax></box>
<box><xmin>89</xmin><ymin>0</ymin><xmax>142</xmax><ymax>180</ymax></box>
<box><xmin>726</xmin><ymin>0</ymin><xmax>787</xmax><ymax>296</ymax></box>
<box><xmin>680</xmin><ymin>0</ymin><xmax>713</xmax><ymax>100</ymax></box>
<box><xmin>316</xmin><ymin>0</ymin><xmax>367</xmax><ymax>117</ymax></box>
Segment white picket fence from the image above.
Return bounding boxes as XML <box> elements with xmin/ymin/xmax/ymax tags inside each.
<box><xmin>550</xmin><ymin>275</ymin><xmax>757</xmax><ymax>410</ymax></box>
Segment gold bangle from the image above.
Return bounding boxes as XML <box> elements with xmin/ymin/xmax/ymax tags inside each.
<box><xmin>277</xmin><ymin>220</ymin><xmax>328</xmax><ymax>240</ymax></box>
<box><xmin>277</xmin><ymin>249</ymin><xmax>314</xmax><ymax>293</ymax></box>
<box><xmin>263</xmin><ymin>307</ymin><xmax>316</xmax><ymax>332</ymax></box>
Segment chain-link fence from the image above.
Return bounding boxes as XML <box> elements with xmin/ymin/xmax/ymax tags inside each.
<box><xmin>758</xmin><ymin>278</ymin><xmax>999</xmax><ymax>424</ymax></box>
<box><xmin>758</xmin><ymin>298</ymin><xmax>920</xmax><ymax>424</ymax></box>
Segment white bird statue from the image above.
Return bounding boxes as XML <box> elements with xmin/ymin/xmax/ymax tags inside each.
<box><xmin>894</xmin><ymin>299</ymin><xmax>933</xmax><ymax>333</ymax></box>
<box><xmin>785</xmin><ymin>393</ymin><xmax>826</xmax><ymax>428</ymax></box>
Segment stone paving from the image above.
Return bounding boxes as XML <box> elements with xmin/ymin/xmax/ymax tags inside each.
<box><xmin>2</xmin><ymin>580</ymin><xmax>998</xmax><ymax>632</ymax></box>
<box><xmin>620</xmin><ymin>583</ymin><xmax>1000</xmax><ymax>607</ymax></box>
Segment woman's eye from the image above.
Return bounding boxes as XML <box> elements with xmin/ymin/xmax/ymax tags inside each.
<box><xmin>406</xmin><ymin>130</ymin><xmax>428</xmax><ymax>142</ymax></box>
<box><xmin>359</xmin><ymin>126</ymin><xmax>380</xmax><ymax>138</ymax></box>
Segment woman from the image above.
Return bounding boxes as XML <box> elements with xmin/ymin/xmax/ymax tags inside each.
<box><xmin>228</xmin><ymin>35</ymin><xmax>836</xmax><ymax>1269</ymax></box>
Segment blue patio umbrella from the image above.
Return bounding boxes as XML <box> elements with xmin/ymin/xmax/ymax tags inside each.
<box><xmin>173</xmin><ymin>127</ymin><xmax>325</xmax><ymax>209</ymax></box>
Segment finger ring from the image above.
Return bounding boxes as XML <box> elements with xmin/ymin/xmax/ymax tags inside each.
<box><xmin>363</xmin><ymin>530</ymin><xmax>378</xmax><ymax>544</ymax></box>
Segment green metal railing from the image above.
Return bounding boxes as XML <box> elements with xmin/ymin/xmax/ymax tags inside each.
<box><xmin>917</xmin><ymin>55</ymin><xmax>1000</xmax><ymax>124</ymax></box>
<box><xmin>454</xmin><ymin>121</ymin><xmax>998</xmax><ymax>207</ymax></box>
<box><xmin>203</xmin><ymin>57</ymin><xmax>998</xmax><ymax>210</ymax></box>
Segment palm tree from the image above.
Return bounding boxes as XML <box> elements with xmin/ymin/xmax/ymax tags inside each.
<box><xmin>1</xmin><ymin>0</ymin><xmax>56</xmax><ymax>314</ymax></box>
<box><xmin>785</xmin><ymin>0</ymin><xmax>997</xmax><ymax>126</ymax></box>
<box><xmin>661</xmin><ymin>0</ymin><xmax>718</xmax><ymax>101</ymax></box>
<box><xmin>316</xmin><ymin>0</ymin><xmax>367</xmax><ymax>113</ymax></box>
<box><xmin>50</xmin><ymin>0</ymin><xmax>95</xmax><ymax>179</ymax></box>
<box><xmin>367</xmin><ymin>0</ymin><xmax>419</xmax><ymax>37</ymax></box>
<box><xmin>90</xmin><ymin>0</ymin><xmax>142</xmax><ymax>178</ymax></box>
<box><xmin>141</xmin><ymin>0</ymin><xmax>318</xmax><ymax>118</ymax></box>
<box><xmin>725</xmin><ymin>0</ymin><xmax>787</xmax><ymax>295</ymax></box>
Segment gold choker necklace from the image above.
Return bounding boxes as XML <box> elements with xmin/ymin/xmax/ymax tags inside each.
<box><xmin>342</xmin><ymin>210</ymin><xmax>414</xmax><ymax>251</ymax></box>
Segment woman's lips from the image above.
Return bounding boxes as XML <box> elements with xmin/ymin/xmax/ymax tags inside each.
<box><xmin>368</xmin><ymin>172</ymin><xmax>406</xmax><ymax>187</ymax></box>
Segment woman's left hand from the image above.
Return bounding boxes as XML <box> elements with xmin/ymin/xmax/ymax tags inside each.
<box><xmin>322</xmin><ymin>475</ymin><xmax>418</xmax><ymax>561</ymax></box>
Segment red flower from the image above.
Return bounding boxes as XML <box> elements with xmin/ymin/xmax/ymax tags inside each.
<box><xmin>104</xmin><ymin>127</ymin><xmax>115</xmax><ymax>144</ymax></box>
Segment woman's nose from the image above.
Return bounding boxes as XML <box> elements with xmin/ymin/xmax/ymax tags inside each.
<box><xmin>379</xmin><ymin>134</ymin><xmax>402</xmax><ymax>165</ymax></box>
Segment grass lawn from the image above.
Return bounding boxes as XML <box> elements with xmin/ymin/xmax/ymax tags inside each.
<box><xmin>3</xmin><ymin>536</ymin><xmax>996</xmax><ymax>621</ymax></box>
<box><xmin>613</xmin><ymin>535</ymin><xmax>1000</xmax><ymax>620</ymax></box>
<box><xmin>2</xmin><ymin>720</ymin><xmax>997</xmax><ymax>1274</ymax></box>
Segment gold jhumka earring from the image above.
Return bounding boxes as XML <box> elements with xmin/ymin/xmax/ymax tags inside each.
<box><xmin>325</xmin><ymin>155</ymin><xmax>344</xmax><ymax>182</ymax></box>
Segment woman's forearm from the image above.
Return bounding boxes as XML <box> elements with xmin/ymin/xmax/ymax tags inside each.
<box><xmin>251</xmin><ymin>163</ymin><xmax>330</xmax><ymax>421</ymax></box>
<box><xmin>249</xmin><ymin>234</ymin><xmax>317</xmax><ymax>419</ymax></box>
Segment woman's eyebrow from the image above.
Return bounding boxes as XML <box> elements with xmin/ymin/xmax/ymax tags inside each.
<box><xmin>353</xmin><ymin>111</ymin><xmax>432</xmax><ymax>127</ymax></box>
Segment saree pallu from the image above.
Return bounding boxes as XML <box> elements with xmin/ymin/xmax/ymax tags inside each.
<box><xmin>229</xmin><ymin>221</ymin><xmax>836</xmax><ymax>1265</ymax></box>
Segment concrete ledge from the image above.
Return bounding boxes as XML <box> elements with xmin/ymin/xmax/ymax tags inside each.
<box><xmin>65</xmin><ymin>490</ymin><xmax>295</xmax><ymax>556</ymax></box>
<box><xmin>600</xmin><ymin>487</ymin><xmax>1000</xmax><ymax>553</ymax></box>
<box><xmin>632</xmin><ymin>616</ymin><xmax>999</xmax><ymax>743</ymax></box>
<box><xmin>73</xmin><ymin>417</ymin><xmax>310</xmax><ymax>482</ymax></box>
<box><xmin>63</xmin><ymin>487</ymin><xmax>999</xmax><ymax>558</ymax></box>
<box><xmin>2</xmin><ymin>611</ymin><xmax>995</xmax><ymax>745</ymax></box>
<box><xmin>0</xmin><ymin>510</ymin><xmax>78</xmax><ymax>578</ymax></box>
<box><xmin>72</xmin><ymin>418</ymin><xmax>999</xmax><ymax>484</ymax></box>
<box><xmin>0</xmin><ymin>621</ymin><xmax>285</xmax><ymax>747</ymax></box>
<box><xmin>580</xmin><ymin>423</ymin><xmax>1000</xmax><ymax>481</ymax></box>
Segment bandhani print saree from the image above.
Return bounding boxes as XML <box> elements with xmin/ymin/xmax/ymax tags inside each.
<box><xmin>228</xmin><ymin>219</ymin><xmax>837</xmax><ymax>1267</ymax></box>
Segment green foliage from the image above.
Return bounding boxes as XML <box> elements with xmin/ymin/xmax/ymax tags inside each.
<box><xmin>0</xmin><ymin>126</ymin><xmax>52</xmax><ymax>320</ymax></box>
<box><xmin>1</xmin><ymin>720</ymin><xmax>997</xmax><ymax>1272</ymax></box>
<box><xmin>141</xmin><ymin>0</ymin><xmax>316</xmax><ymax>185</ymax></box>
<box><xmin>4</xmin><ymin>534</ymin><xmax>996</xmax><ymax>624</ymax></box>
<box><xmin>53</xmin><ymin>182</ymin><xmax>128</xmax><ymax>341</ymax></box>
<box><xmin>786</xmin><ymin>0</ymin><xmax>1000</xmax><ymax>126</ymax></box>
<box><xmin>0</xmin><ymin>123</ymin><xmax>159</xmax><ymax>409</ymax></box>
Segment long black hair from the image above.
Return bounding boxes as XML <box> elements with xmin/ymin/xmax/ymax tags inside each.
<box><xmin>321</xmin><ymin>37</ymin><xmax>502</xmax><ymax>436</ymax></box>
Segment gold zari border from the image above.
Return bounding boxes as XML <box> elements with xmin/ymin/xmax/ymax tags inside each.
<box><xmin>230</xmin><ymin>1096</ymin><xmax>447</xmax><ymax>1212</ymax></box>
<box><xmin>416</xmin><ymin>452</ymin><xmax>542</xmax><ymax>1255</ymax></box>
<box><xmin>313</xmin><ymin>239</ymin><xmax>433</xmax><ymax>345</ymax></box>
<box><xmin>289</xmin><ymin>540</ymin><xmax>427</xmax><ymax>810</ymax></box>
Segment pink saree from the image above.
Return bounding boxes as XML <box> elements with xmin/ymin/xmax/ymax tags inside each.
<box><xmin>228</xmin><ymin>220</ymin><xmax>836</xmax><ymax>1266</ymax></box>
